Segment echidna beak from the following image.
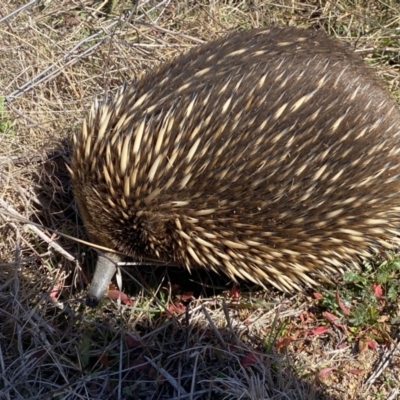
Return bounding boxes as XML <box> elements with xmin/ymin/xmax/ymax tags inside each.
<box><xmin>86</xmin><ymin>252</ymin><xmax>119</xmax><ymax>307</ymax></box>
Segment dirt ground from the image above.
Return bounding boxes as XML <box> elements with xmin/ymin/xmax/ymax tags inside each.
<box><xmin>0</xmin><ymin>1</ymin><xmax>399</xmax><ymax>399</ymax></box>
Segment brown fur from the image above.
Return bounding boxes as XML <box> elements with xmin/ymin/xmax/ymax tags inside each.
<box><xmin>71</xmin><ymin>26</ymin><xmax>400</xmax><ymax>292</ymax></box>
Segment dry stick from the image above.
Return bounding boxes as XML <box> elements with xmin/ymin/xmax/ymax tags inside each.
<box><xmin>141</xmin><ymin>303</ymin><xmax>206</xmax><ymax>341</ymax></box>
<box><xmin>201</xmin><ymin>304</ymin><xmax>227</xmax><ymax>350</ymax></box>
<box><xmin>145</xmin><ymin>356</ymin><xmax>188</xmax><ymax>396</ymax></box>
<box><xmin>169</xmin><ymin>391</ymin><xmax>209</xmax><ymax>400</ymax></box>
<box><xmin>189</xmin><ymin>351</ymin><xmax>199</xmax><ymax>400</ymax></box>
<box><xmin>387</xmin><ymin>388</ymin><xmax>399</xmax><ymax>400</ymax></box>
<box><xmin>4</xmin><ymin>0</ymin><xmax>171</xmax><ymax>104</ymax></box>
<box><xmin>11</xmin><ymin>222</ymin><xmax>21</xmax><ymax>311</ymax></box>
<box><xmin>0</xmin><ymin>200</ymin><xmax>172</xmax><ymax>264</ymax></box>
<box><xmin>364</xmin><ymin>334</ymin><xmax>400</xmax><ymax>386</ymax></box>
<box><xmin>118</xmin><ymin>334</ymin><xmax>123</xmax><ymax>400</ymax></box>
<box><xmin>0</xmin><ymin>198</ymin><xmax>75</xmax><ymax>262</ymax></box>
<box><xmin>0</xmin><ymin>172</ymin><xmax>32</xmax><ymax>221</ymax></box>
<box><xmin>0</xmin><ymin>0</ymin><xmax>38</xmax><ymax>24</ymax></box>
<box><xmin>0</xmin><ymin>344</ymin><xmax>12</xmax><ymax>400</ymax></box>
<box><xmin>222</xmin><ymin>299</ymin><xmax>234</xmax><ymax>332</ymax></box>
<box><xmin>1</xmin><ymin>196</ymin><xmax>208</xmax><ymax>335</ymax></box>
<box><xmin>136</xmin><ymin>21</ymin><xmax>205</xmax><ymax>44</ymax></box>
<box><xmin>0</xmin><ymin>200</ymin><xmax>126</xmax><ymax>259</ymax></box>
<box><xmin>5</xmin><ymin>31</ymin><xmax>108</xmax><ymax>104</ymax></box>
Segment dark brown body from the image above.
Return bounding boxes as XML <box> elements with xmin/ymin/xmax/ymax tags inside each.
<box><xmin>70</xmin><ymin>27</ymin><xmax>400</xmax><ymax>305</ymax></box>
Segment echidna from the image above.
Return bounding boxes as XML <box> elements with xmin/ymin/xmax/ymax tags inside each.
<box><xmin>70</xmin><ymin>26</ymin><xmax>400</xmax><ymax>306</ymax></box>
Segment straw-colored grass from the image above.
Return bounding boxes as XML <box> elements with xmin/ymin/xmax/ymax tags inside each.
<box><xmin>0</xmin><ymin>1</ymin><xmax>399</xmax><ymax>399</ymax></box>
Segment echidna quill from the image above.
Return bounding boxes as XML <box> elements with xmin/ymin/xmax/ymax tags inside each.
<box><xmin>70</xmin><ymin>26</ymin><xmax>400</xmax><ymax>307</ymax></box>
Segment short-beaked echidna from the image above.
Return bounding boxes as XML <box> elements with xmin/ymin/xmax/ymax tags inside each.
<box><xmin>70</xmin><ymin>26</ymin><xmax>400</xmax><ymax>306</ymax></box>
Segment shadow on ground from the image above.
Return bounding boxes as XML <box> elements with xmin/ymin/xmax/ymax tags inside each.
<box><xmin>0</xmin><ymin>149</ymin><xmax>346</xmax><ymax>400</ymax></box>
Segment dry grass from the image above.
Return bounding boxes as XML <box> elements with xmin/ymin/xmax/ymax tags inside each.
<box><xmin>0</xmin><ymin>0</ymin><xmax>400</xmax><ymax>399</ymax></box>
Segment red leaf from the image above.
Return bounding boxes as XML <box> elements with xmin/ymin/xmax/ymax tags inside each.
<box><xmin>299</xmin><ymin>310</ymin><xmax>312</xmax><ymax>324</ymax></box>
<box><xmin>373</xmin><ymin>283</ymin><xmax>383</xmax><ymax>298</ymax></box>
<box><xmin>275</xmin><ymin>337</ymin><xmax>293</xmax><ymax>349</ymax></box>
<box><xmin>313</xmin><ymin>292</ymin><xmax>323</xmax><ymax>300</ymax></box>
<box><xmin>348</xmin><ymin>368</ymin><xmax>364</xmax><ymax>375</ymax></box>
<box><xmin>231</xmin><ymin>284</ymin><xmax>240</xmax><ymax>300</ymax></box>
<box><xmin>171</xmin><ymin>284</ymin><xmax>180</xmax><ymax>292</ymax></box>
<box><xmin>167</xmin><ymin>302</ymin><xmax>186</xmax><ymax>316</ymax></box>
<box><xmin>125</xmin><ymin>335</ymin><xmax>141</xmax><ymax>348</ymax></box>
<box><xmin>107</xmin><ymin>290</ymin><xmax>133</xmax><ymax>306</ymax></box>
<box><xmin>317</xmin><ymin>368</ymin><xmax>335</xmax><ymax>378</ymax></box>
<box><xmin>336</xmin><ymin>291</ymin><xmax>350</xmax><ymax>315</ymax></box>
<box><xmin>367</xmin><ymin>339</ymin><xmax>378</xmax><ymax>350</ymax></box>
<box><xmin>241</xmin><ymin>352</ymin><xmax>258</xmax><ymax>366</ymax></box>
<box><xmin>310</xmin><ymin>326</ymin><xmax>329</xmax><ymax>336</ymax></box>
<box><xmin>180</xmin><ymin>291</ymin><xmax>194</xmax><ymax>301</ymax></box>
<box><xmin>49</xmin><ymin>282</ymin><xmax>62</xmax><ymax>300</ymax></box>
<box><xmin>323</xmin><ymin>311</ymin><xmax>340</xmax><ymax>325</ymax></box>
<box><xmin>99</xmin><ymin>353</ymin><xmax>109</xmax><ymax>367</ymax></box>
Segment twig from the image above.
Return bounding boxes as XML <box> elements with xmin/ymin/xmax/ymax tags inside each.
<box><xmin>0</xmin><ymin>198</ymin><xmax>75</xmax><ymax>261</ymax></box>
<box><xmin>0</xmin><ymin>0</ymin><xmax>38</xmax><ymax>24</ymax></box>
<box><xmin>4</xmin><ymin>0</ymin><xmax>173</xmax><ymax>104</ymax></box>
<box><xmin>201</xmin><ymin>304</ymin><xmax>227</xmax><ymax>349</ymax></box>
<box><xmin>145</xmin><ymin>356</ymin><xmax>188</xmax><ymax>396</ymax></box>
<box><xmin>364</xmin><ymin>335</ymin><xmax>400</xmax><ymax>386</ymax></box>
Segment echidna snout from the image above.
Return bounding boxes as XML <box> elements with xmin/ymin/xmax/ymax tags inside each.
<box><xmin>86</xmin><ymin>253</ymin><xmax>119</xmax><ymax>307</ymax></box>
<box><xmin>70</xmin><ymin>26</ymin><xmax>400</xmax><ymax>306</ymax></box>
